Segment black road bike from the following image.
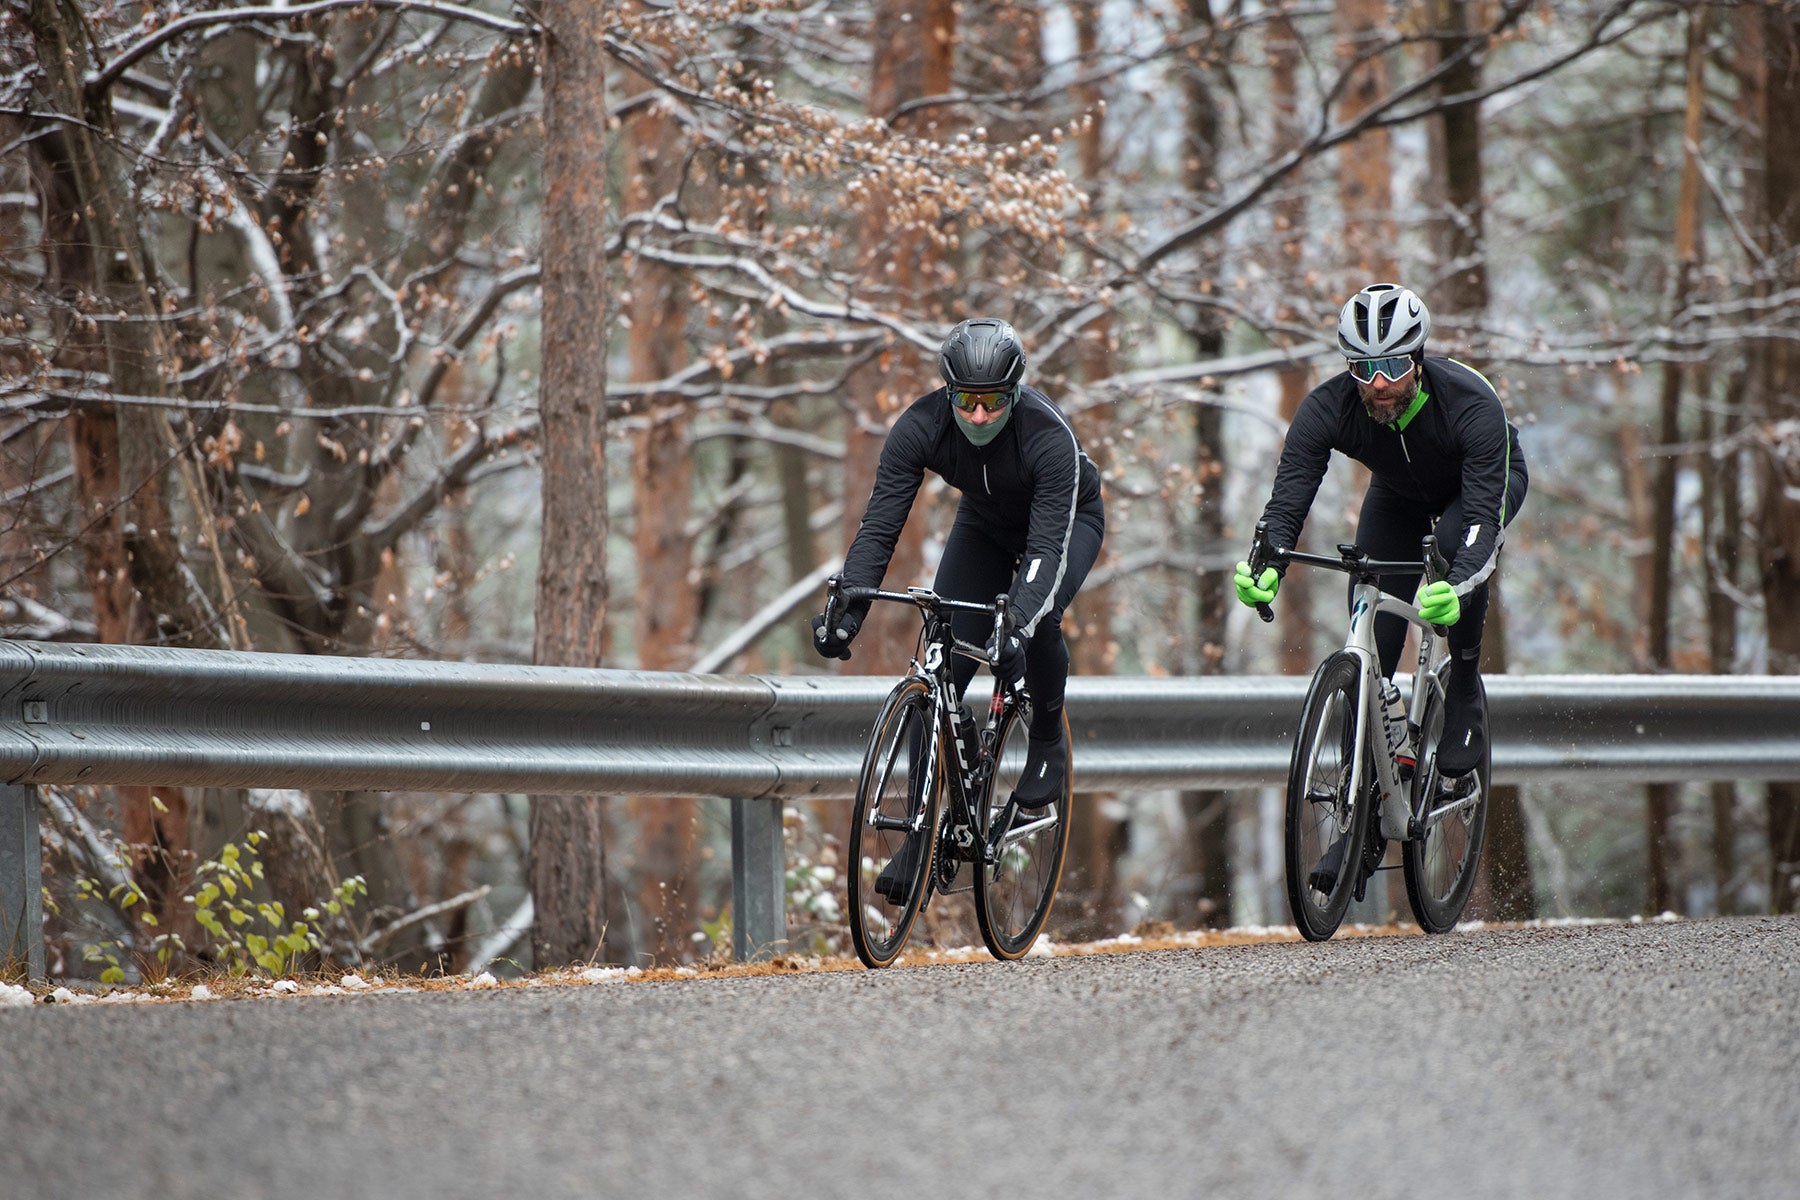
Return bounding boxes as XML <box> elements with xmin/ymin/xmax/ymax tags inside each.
<box><xmin>1247</xmin><ymin>521</ymin><xmax>1491</xmax><ymax>940</ymax></box>
<box><xmin>823</xmin><ymin>577</ymin><xmax>1071</xmax><ymax>969</ymax></box>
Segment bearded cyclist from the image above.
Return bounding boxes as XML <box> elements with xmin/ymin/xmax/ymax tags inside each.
<box><xmin>1238</xmin><ymin>282</ymin><xmax>1527</xmax><ymax>806</ymax></box>
<box><xmin>812</xmin><ymin>318</ymin><xmax>1106</xmax><ymax>903</ymax></box>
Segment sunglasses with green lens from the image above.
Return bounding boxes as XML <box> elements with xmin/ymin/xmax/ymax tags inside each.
<box><xmin>1346</xmin><ymin>356</ymin><xmax>1415</xmax><ymax>384</ymax></box>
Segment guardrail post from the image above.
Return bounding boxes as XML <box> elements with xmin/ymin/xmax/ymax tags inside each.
<box><xmin>1</xmin><ymin>784</ymin><xmax>43</xmax><ymax>981</ymax></box>
<box><xmin>731</xmin><ymin>797</ymin><xmax>786</xmax><ymax>961</ymax></box>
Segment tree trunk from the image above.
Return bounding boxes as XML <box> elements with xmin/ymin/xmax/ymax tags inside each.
<box><xmin>1169</xmin><ymin>0</ymin><xmax>1232</xmax><ymax>931</ymax></box>
<box><xmin>1055</xmin><ymin>0</ymin><xmax>1125</xmax><ymax>942</ymax></box>
<box><xmin>1333</xmin><ymin>0</ymin><xmax>1396</xmax><ymax>913</ymax></box>
<box><xmin>1757</xmin><ymin>9</ymin><xmax>1800</xmax><ymax>914</ymax></box>
<box><xmin>1334</xmin><ymin>0</ymin><xmax>1397</xmax><ymax>281</ymax></box>
<box><xmin>1636</xmin><ymin>7</ymin><xmax>1713</xmax><ymax>918</ymax></box>
<box><xmin>1421</xmin><ymin>1</ymin><xmax>1533</xmax><ymax>922</ymax></box>
<box><xmin>623</xmin><ymin>56</ymin><xmax>701</xmax><ymax>963</ymax></box>
<box><xmin>839</xmin><ymin>0</ymin><xmax>954</xmax><ymax>674</ymax></box>
<box><xmin>531</xmin><ymin>0</ymin><xmax>616</xmax><ymax>967</ymax></box>
<box><xmin>1270</xmin><ymin>13</ymin><xmax>1316</xmax><ymax>675</ymax></box>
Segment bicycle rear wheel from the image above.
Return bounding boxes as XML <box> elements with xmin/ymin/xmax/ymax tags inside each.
<box><xmin>974</xmin><ymin>703</ymin><xmax>1069</xmax><ymax>961</ymax></box>
<box><xmin>1403</xmin><ymin>676</ymin><xmax>1489</xmax><ymax>934</ymax></box>
<box><xmin>848</xmin><ymin>678</ymin><xmax>942</xmax><ymax>968</ymax></box>
<box><xmin>1284</xmin><ymin>653</ymin><xmax>1370</xmax><ymax>942</ymax></box>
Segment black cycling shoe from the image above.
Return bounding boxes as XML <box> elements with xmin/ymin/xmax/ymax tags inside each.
<box><xmin>874</xmin><ymin>831</ymin><xmax>923</xmax><ymax>905</ymax></box>
<box><xmin>1352</xmin><ymin>830</ymin><xmax>1387</xmax><ymax>903</ymax></box>
<box><xmin>1010</xmin><ymin>730</ymin><xmax>1067</xmax><ymax>809</ymax></box>
<box><xmin>1437</xmin><ymin>683</ymin><xmax>1488</xmax><ymax>778</ymax></box>
<box><xmin>1308</xmin><ymin>836</ymin><xmax>1348</xmax><ymax>895</ymax></box>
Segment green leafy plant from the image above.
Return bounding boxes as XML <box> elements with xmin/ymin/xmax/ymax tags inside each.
<box><xmin>77</xmin><ymin>831</ymin><xmax>367</xmax><ymax>982</ymax></box>
<box><xmin>189</xmin><ymin>833</ymin><xmax>367</xmax><ymax>976</ymax></box>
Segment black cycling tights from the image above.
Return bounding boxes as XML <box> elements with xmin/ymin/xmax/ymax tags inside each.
<box><xmin>1354</xmin><ymin>468</ymin><xmax>1528</xmax><ymax>681</ymax></box>
<box><xmin>934</xmin><ymin>505</ymin><xmax>1106</xmax><ymax>739</ymax></box>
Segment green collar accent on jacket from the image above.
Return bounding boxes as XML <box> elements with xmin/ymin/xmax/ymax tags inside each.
<box><xmin>1392</xmin><ymin>386</ymin><xmax>1430</xmax><ymax>432</ymax></box>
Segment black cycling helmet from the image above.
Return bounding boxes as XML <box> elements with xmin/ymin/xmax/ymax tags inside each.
<box><xmin>939</xmin><ymin>318</ymin><xmax>1026</xmax><ymax>390</ymax></box>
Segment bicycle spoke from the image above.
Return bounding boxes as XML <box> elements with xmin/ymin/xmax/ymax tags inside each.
<box><xmin>848</xmin><ymin>679</ymin><xmax>941</xmax><ymax>968</ymax></box>
<box><xmin>974</xmin><ymin>705</ymin><xmax>1068</xmax><ymax>960</ymax></box>
<box><xmin>1285</xmin><ymin>654</ymin><xmax>1367</xmax><ymax>941</ymax></box>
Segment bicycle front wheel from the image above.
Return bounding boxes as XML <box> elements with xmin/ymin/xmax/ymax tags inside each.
<box><xmin>848</xmin><ymin>677</ymin><xmax>943</xmax><ymax>968</ymax></box>
<box><xmin>1284</xmin><ymin>653</ymin><xmax>1370</xmax><ymax>942</ymax></box>
<box><xmin>1403</xmin><ymin>676</ymin><xmax>1489</xmax><ymax>934</ymax></box>
<box><xmin>974</xmin><ymin>703</ymin><xmax>1069</xmax><ymax>961</ymax></box>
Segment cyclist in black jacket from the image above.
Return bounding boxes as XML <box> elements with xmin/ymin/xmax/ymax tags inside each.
<box><xmin>1236</xmin><ymin>283</ymin><xmax>1527</xmax><ymax>779</ymax></box>
<box><xmin>813</xmin><ymin>318</ymin><xmax>1106</xmax><ymax>900</ymax></box>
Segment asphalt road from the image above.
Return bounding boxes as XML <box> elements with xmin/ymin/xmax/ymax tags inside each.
<box><xmin>2</xmin><ymin>915</ymin><xmax>1795</xmax><ymax>1200</ymax></box>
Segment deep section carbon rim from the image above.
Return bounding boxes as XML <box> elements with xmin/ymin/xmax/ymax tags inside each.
<box><xmin>848</xmin><ymin>679</ymin><xmax>940</xmax><ymax>968</ymax></box>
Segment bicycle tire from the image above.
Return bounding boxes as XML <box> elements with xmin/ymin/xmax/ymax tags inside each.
<box><xmin>1402</xmin><ymin>676</ymin><xmax>1490</xmax><ymax>934</ymax></box>
<box><xmin>848</xmin><ymin>677</ymin><xmax>943</xmax><ymax>968</ymax></box>
<box><xmin>974</xmin><ymin>704</ymin><xmax>1070</xmax><ymax>961</ymax></box>
<box><xmin>1284</xmin><ymin>652</ymin><xmax>1371</xmax><ymax>942</ymax></box>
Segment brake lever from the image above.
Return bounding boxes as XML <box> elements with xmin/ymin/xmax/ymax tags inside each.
<box><xmin>988</xmin><ymin>593</ymin><xmax>1011</xmax><ymax>664</ymax></box>
<box><xmin>1420</xmin><ymin>536</ymin><xmax>1452</xmax><ymax>634</ymax></box>
<box><xmin>1248</xmin><ymin>520</ymin><xmax>1276</xmax><ymax>624</ymax></box>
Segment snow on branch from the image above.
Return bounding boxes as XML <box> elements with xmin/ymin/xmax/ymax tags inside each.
<box><xmin>92</xmin><ymin>1</ymin><xmax>535</xmax><ymax>96</ymax></box>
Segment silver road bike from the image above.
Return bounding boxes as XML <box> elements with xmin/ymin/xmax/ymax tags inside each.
<box><xmin>1248</xmin><ymin>522</ymin><xmax>1490</xmax><ymax>940</ymax></box>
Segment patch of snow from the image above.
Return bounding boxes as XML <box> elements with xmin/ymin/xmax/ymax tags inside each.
<box><xmin>0</xmin><ymin>982</ymin><xmax>32</xmax><ymax>1007</ymax></box>
<box><xmin>51</xmin><ymin>987</ymin><xmax>93</xmax><ymax>1005</ymax></box>
<box><xmin>469</xmin><ymin>971</ymin><xmax>499</xmax><ymax>987</ymax></box>
<box><xmin>270</xmin><ymin>980</ymin><xmax>300</xmax><ymax>995</ymax></box>
<box><xmin>576</xmin><ymin>967</ymin><xmax>623</xmax><ymax>983</ymax></box>
<box><xmin>245</xmin><ymin>788</ymin><xmax>312</xmax><ymax>817</ymax></box>
<box><xmin>340</xmin><ymin>973</ymin><xmax>371</xmax><ymax>991</ymax></box>
<box><xmin>1026</xmin><ymin>935</ymin><xmax>1054</xmax><ymax>958</ymax></box>
<box><xmin>191</xmin><ymin>984</ymin><xmax>214</xmax><ymax>1000</ymax></box>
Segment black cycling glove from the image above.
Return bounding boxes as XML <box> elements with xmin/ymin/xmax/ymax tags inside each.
<box><xmin>811</xmin><ymin>608</ymin><xmax>863</xmax><ymax>661</ymax></box>
<box><xmin>989</xmin><ymin>622</ymin><xmax>1027</xmax><ymax>687</ymax></box>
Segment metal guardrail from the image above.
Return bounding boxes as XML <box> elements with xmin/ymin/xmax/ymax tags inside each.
<box><xmin>4</xmin><ymin>639</ymin><xmax>1800</xmax><ymax>976</ymax></box>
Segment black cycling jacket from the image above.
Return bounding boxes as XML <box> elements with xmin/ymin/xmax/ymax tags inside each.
<box><xmin>1259</xmin><ymin>356</ymin><xmax>1526</xmax><ymax>595</ymax></box>
<box><xmin>842</xmin><ymin>385</ymin><xmax>1105</xmax><ymax>637</ymax></box>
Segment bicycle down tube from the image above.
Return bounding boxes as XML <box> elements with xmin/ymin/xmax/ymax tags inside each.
<box><xmin>1250</xmin><ymin>526</ymin><xmax>1453</xmax><ymax>841</ymax></box>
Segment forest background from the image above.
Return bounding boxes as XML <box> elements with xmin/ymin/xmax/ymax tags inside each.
<box><xmin>5</xmin><ymin>0</ymin><xmax>1800</xmax><ymax>979</ymax></box>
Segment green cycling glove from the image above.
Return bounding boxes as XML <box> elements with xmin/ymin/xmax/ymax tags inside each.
<box><xmin>1234</xmin><ymin>562</ymin><xmax>1279</xmax><ymax>609</ymax></box>
<box><xmin>1415</xmin><ymin>580</ymin><xmax>1461</xmax><ymax>626</ymax></box>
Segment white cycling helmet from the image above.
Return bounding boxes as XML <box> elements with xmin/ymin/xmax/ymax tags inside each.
<box><xmin>1336</xmin><ymin>283</ymin><xmax>1431</xmax><ymax>358</ymax></box>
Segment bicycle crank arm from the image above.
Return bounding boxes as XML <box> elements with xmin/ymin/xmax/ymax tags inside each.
<box><xmin>1421</xmin><ymin>792</ymin><xmax>1480</xmax><ymax>829</ymax></box>
<box><xmin>984</xmin><ymin>806</ymin><xmax>1057</xmax><ymax>861</ymax></box>
<box><xmin>1410</xmin><ymin>775</ymin><xmax>1480</xmax><ymax>837</ymax></box>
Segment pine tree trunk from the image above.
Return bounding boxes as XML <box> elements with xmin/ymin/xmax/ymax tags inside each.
<box><xmin>1422</xmin><ymin>1</ymin><xmax>1534</xmax><ymax>921</ymax></box>
<box><xmin>1170</xmin><ymin>0</ymin><xmax>1232</xmax><ymax>930</ymax></box>
<box><xmin>1757</xmin><ymin>9</ymin><xmax>1800</xmax><ymax>914</ymax></box>
<box><xmin>1334</xmin><ymin>0</ymin><xmax>1397</xmax><ymax>281</ymax></box>
<box><xmin>531</xmin><ymin>0</ymin><xmax>616</xmax><ymax>967</ymax></box>
<box><xmin>1055</xmin><ymin>0</ymin><xmax>1125</xmax><ymax>942</ymax></box>
<box><xmin>1270</xmin><ymin>13</ymin><xmax>1317</xmax><ymax>676</ymax></box>
<box><xmin>839</xmin><ymin>0</ymin><xmax>954</xmax><ymax>674</ymax></box>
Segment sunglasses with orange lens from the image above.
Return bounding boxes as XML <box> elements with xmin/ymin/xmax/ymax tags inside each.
<box><xmin>950</xmin><ymin>386</ymin><xmax>1016</xmax><ymax>413</ymax></box>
